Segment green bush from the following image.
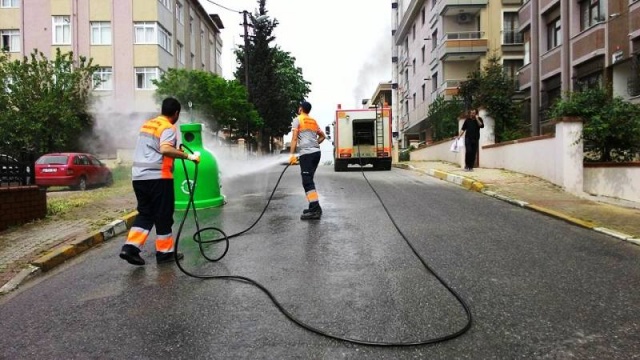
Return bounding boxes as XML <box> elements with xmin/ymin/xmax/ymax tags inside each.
<box><xmin>548</xmin><ymin>87</ymin><xmax>640</xmax><ymax>162</ymax></box>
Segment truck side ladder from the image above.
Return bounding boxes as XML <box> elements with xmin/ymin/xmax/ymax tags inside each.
<box><xmin>375</xmin><ymin>110</ymin><xmax>385</xmax><ymax>155</ymax></box>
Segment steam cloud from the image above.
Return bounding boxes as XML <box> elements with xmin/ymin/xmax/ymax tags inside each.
<box><xmin>352</xmin><ymin>25</ymin><xmax>392</xmax><ymax>107</ymax></box>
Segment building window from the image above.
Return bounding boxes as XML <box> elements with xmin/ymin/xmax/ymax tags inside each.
<box><xmin>1</xmin><ymin>0</ymin><xmax>19</xmax><ymax>8</ymax></box>
<box><xmin>432</xmin><ymin>73</ymin><xmax>438</xmax><ymax>92</ymax></box>
<box><xmin>135</xmin><ymin>67</ymin><xmax>161</xmax><ymax>90</ymax></box>
<box><xmin>421</xmin><ymin>45</ymin><xmax>425</xmax><ymax>64</ymax></box>
<box><xmin>503</xmin><ymin>12</ymin><xmax>522</xmax><ymax>44</ymax></box>
<box><xmin>432</xmin><ymin>30</ymin><xmax>438</xmax><ymax>50</ymax></box>
<box><xmin>158</xmin><ymin>25</ymin><xmax>172</xmax><ymax>53</ymax></box>
<box><xmin>412</xmin><ymin>58</ymin><xmax>416</xmax><ymax>74</ymax></box>
<box><xmin>93</xmin><ymin>67</ymin><xmax>113</xmax><ymax>90</ymax></box>
<box><xmin>575</xmin><ymin>72</ymin><xmax>602</xmax><ymax>91</ymax></box>
<box><xmin>404</xmin><ymin>69</ymin><xmax>409</xmax><ymax>88</ymax></box>
<box><xmin>412</xmin><ymin>24</ymin><xmax>416</xmax><ymax>41</ymax></box>
<box><xmin>421</xmin><ymin>7</ymin><xmax>425</xmax><ymax>25</ymax></box>
<box><xmin>580</xmin><ymin>0</ymin><xmax>604</xmax><ymax>30</ymax></box>
<box><xmin>421</xmin><ymin>83</ymin><xmax>425</xmax><ymax>101</ymax></box>
<box><xmin>134</xmin><ymin>22</ymin><xmax>155</xmax><ymax>43</ymax></box>
<box><xmin>175</xmin><ymin>1</ymin><xmax>184</xmax><ymax>24</ymax></box>
<box><xmin>1</xmin><ymin>29</ymin><xmax>20</xmax><ymax>52</ymax></box>
<box><xmin>404</xmin><ymin>100</ymin><xmax>409</xmax><ymax>116</ymax></box>
<box><xmin>177</xmin><ymin>41</ymin><xmax>184</xmax><ymax>64</ymax></box>
<box><xmin>503</xmin><ymin>59</ymin><xmax>524</xmax><ymax>79</ymax></box>
<box><xmin>189</xmin><ymin>16</ymin><xmax>193</xmax><ymax>34</ymax></box>
<box><xmin>134</xmin><ymin>22</ymin><xmax>172</xmax><ymax>53</ymax></box>
<box><xmin>547</xmin><ymin>17</ymin><xmax>561</xmax><ymax>50</ymax></box>
<box><xmin>158</xmin><ymin>0</ymin><xmax>171</xmax><ymax>11</ymax></box>
<box><xmin>191</xmin><ymin>53</ymin><xmax>195</xmax><ymax>68</ymax></box>
<box><xmin>90</xmin><ymin>22</ymin><xmax>111</xmax><ymax>45</ymax></box>
<box><xmin>52</xmin><ymin>16</ymin><xmax>71</xmax><ymax>45</ymax></box>
<box><xmin>412</xmin><ymin>93</ymin><xmax>416</xmax><ymax>109</ymax></box>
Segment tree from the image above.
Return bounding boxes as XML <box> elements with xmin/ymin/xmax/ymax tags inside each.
<box><xmin>458</xmin><ymin>53</ymin><xmax>526</xmax><ymax>142</ymax></box>
<box><xmin>427</xmin><ymin>95</ymin><xmax>463</xmax><ymax>141</ymax></box>
<box><xmin>234</xmin><ymin>0</ymin><xmax>311</xmax><ymax>152</ymax></box>
<box><xmin>153</xmin><ymin>68</ymin><xmax>261</xmax><ymax>138</ymax></box>
<box><xmin>548</xmin><ymin>87</ymin><xmax>640</xmax><ymax>162</ymax></box>
<box><xmin>0</xmin><ymin>49</ymin><xmax>98</xmax><ymax>156</ymax></box>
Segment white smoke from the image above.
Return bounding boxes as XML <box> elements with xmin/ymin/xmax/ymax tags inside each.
<box><xmin>352</xmin><ymin>25</ymin><xmax>392</xmax><ymax>107</ymax></box>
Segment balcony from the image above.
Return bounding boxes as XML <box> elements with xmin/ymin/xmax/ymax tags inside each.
<box><xmin>518</xmin><ymin>63</ymin><xmax>531</xmax><ymax>90</ymax></box>
<box><xmin>502</xmin><ymin>30</ymin><xmax>524</xmax><ymax>53</ymax></box>
<box><xmin>438</xmin><ymin>31</ymin><xmax>488</xmax><ymax>61</ymax></box>
<box><xmin>571</xmin><ymin>25</ymin><xmax>605</xmax><ymax>65</ymax></box>
<box><xmin>439</xmin><ymin>0</ymin><xmax>488</xmax><ymax>16</ymax></box>
<box><xmin>501</xmin><ymin>0</ymin><xmax>523</xmax><ymax>4</ymax></box>
<box><xmin>436</xmin><ymin>79</ymin><xmax>464</xmax><ymax>99</ymax></box>
<box><xmin>518</xmin><ymin>0</ymin><xmax>531</xmax><ymax>31</ymax></box>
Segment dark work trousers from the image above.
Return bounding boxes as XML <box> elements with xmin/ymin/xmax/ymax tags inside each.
<box><xmin>464</xmin><ymin>137</ymin><xmax>479</xmax><ymax>169</ymax></box>
<box><xmin>131</xmin><ymin>179</ymin><xmax>175</xmax><ymax>236</ymax></box>
<box><xmin>299</xmin><ymin>151</ymin><xmax>321</xmax><ymax>208</ymax></box>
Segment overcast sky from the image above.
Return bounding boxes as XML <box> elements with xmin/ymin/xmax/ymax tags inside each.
<box><xmin>201</xmin><ymin>0</ymin><xmax>391</xmax><ymax>138</ymax></box>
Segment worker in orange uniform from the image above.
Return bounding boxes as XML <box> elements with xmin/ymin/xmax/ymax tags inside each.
<box><xmin>119</xmin><ymin>97</ymin><xmax>200</xmax><ymax>266</ymax></box>
<box><xmin>290</xmin><ymin>101</ymin><xmax>326</xmax><ymax>220</ymax></box>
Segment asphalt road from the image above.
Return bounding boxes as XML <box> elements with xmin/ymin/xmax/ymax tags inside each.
<box><xmin>1</xmin><ymin>165</ymin><xmax>639</xmax><ymax>359</ymax></box>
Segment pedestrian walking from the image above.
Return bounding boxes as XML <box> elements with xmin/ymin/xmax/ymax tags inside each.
<box><xmin>458</xmin><ymin>109</ymin><xmax>484</xmax><ymax>172</ymax></box>
<box><xmin>119</xmin><ymin>97</ymin><xmax>200</xmax><ymax>266</ymax></box>
<box><xmin>289</xmin><ymin>101</ymin><xmax>326</xmax><ymax>220</ymax></box>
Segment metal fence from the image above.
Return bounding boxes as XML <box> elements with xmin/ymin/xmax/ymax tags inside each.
<box><xmin>0</xmin><ymin>152</ymin><xmax>36</xmax><ymax>187</ymax></box>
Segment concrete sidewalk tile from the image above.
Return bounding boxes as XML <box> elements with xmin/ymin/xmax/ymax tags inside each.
<box><xmin>593</xmin><ymin>227</ymin><xmax>633</xmax><ymax>241</ymax></box>
<box><xmin>31</xmin><ymin>244</ymin><xmax>78</xmax><ymax>271</ymax></box>
<box><xmin>525</xmin><ymin>204</ymin><xmax>595</xmax><ymax>229</ymax></box>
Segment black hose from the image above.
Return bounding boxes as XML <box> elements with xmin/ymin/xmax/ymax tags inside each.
<box><xmin>173</xmin><ymin>144</ymin><xmax>472</xmax><ymax>346</ymax></box>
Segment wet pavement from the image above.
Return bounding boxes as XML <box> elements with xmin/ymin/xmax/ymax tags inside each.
<box><xmin>1</xmin><ymin>165</ymin><xmax>640</xmax><ymax>358</ymax></box>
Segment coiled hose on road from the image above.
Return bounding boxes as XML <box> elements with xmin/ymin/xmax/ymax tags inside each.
<box><xmin>173</xmin><ymin>144</ymin><xmax>473</xmax><ymax>346</ymax></box>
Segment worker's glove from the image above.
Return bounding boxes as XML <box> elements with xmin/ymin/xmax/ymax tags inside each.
<box><xmin>289</xmin><ymin>155</ymin><xmax>298</xmax><ymax>165</ymax></box>
<box><xmin>187</xmin><ymin>152</ymin><xmax>201</xmax><ymax>164</ymax></box>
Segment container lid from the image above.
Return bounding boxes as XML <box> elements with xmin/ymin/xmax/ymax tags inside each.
<box><xmin>179</xmin><ymin>123</ymin><xmax>203</xmax><ymax>132</ymax></box>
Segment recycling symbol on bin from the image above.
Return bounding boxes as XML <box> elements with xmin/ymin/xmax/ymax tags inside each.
<box><xmin>181</xmin><ymin>180</ymin><xmax>196</xmax><ymax>195</ymax></box>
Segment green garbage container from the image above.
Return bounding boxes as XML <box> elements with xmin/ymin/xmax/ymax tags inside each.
<box><xmin>174</xmin><ymin>123</ymin><xmax>225</xmax><ymax>210</ymax></box>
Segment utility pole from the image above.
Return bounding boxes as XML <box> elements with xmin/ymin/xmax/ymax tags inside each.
<box><xmin>242</xmin><ymin>10</ymin><xmax>250</xmax><ymax>142</ymax></box>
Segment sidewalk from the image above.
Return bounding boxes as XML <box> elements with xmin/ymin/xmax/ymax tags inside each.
<box><xmin>397</xmin><ymin>161</ymin><xmax>640</xmax><ymax>243</ymax></box>
<box><xmin>1</xmin><ymin>161</ymin><xmax>639</xmax><ymax>295</ymax></box>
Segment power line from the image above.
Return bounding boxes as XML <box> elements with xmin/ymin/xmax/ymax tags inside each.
<box><xmin>203</xmin><ymin>0</ymin><xmax>241</xmax><ymax>13</ymax></box>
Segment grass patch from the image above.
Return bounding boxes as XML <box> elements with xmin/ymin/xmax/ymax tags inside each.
<box><xmin>46</xmin><ymin>165</ymin><xmax>132</xmax><ymax>218</ymax></box>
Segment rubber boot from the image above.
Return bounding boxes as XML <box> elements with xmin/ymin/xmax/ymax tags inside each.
<box><xmin>156</xmin><ymin>251</ymin><xmax>184</xmax><ymax>264</ymax></box>
<box><xmin>119</xmin><ymin>244</ymin><xmax>145</xmax><ymax>266</ymax></box>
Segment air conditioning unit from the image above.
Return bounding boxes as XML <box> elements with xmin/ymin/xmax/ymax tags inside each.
<box><xmin>457</xmin><ymin>13</ymin><xmax>471</xmax><ymax>24</ymax></box>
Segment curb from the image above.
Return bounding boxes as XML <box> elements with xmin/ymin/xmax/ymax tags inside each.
<box><xmin>394</xmin><ymin>163</ymin><xmax>638</xmax><ymax>245</ymax></box>
<box><xmin>1</xmin><ymin>211</ymin><xmax>138</xmax><ymax>295</ymax></box>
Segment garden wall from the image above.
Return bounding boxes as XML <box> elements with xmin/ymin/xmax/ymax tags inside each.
<box><xmin>0</xmin><ymin>186</ymin><xmax>47</xmax><ymax>231</ymax></box>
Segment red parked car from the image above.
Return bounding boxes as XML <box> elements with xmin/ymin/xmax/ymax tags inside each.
<box><xmin>35</xmin><ymin>153</ymin><xmax>113</xmax><ymax>191</ymax></box>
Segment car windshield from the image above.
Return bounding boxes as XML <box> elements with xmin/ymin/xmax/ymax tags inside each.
<box><xmin>37</xmin><ymin>155</ymin><xmax>69</xmax><ymax>165</ymax></box>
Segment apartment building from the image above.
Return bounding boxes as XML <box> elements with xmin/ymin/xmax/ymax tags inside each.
<box><xmin>392</xmin><ymin>0</ymin><xmax>524</xmax><ymax>147</ymax></box>
<box><xmin>518</xmin><ymin>0</ymin><xmax>640</xmax><ymax>135</ymax></box>
<box><xmin>0</xmin><ymin>0</ymin><xmax>224</xmax><ymax>119</ymax></box>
